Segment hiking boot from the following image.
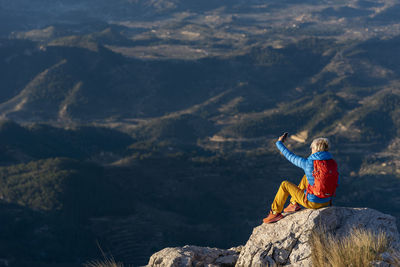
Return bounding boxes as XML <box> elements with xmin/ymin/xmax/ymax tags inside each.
<box><xmin>263</xmin><ymin>211</ymin><xmax>284</xmax><ymax>224</ymax></box>
<box><xmin>284</xmin><ymin>202</ymin><xmax>301</xmax><ymax>213</ymax></box>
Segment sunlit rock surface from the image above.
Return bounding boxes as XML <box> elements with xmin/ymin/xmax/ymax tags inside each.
<box><xmin>147</xmin><ymin>207</ymin><xmax>400</xmax><ymax>267</ymax></box>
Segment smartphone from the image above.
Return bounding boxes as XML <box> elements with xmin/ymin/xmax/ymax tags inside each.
<box><xmin>282</xmin><ymin>132</ymin><xmax>288</xmax><ymax>142</ymax></box>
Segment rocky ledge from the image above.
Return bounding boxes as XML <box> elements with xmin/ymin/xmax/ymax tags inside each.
<box><xmin>147</xmin><ymin>246</ymin><xmax>242</xmax><ymax>267</ymax></box>
<box><xmin>146</xmin><ymin>207</ymin><xmax>400</xmax><ymax>267</ymax></box>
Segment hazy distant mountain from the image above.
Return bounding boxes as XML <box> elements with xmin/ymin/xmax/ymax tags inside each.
<box><xmin>2</xmin><ymin>0</ymin><xmax>400</xmax><ymax>38</ymax></box>
<box><xmin>0</xmin><ymin>0</ymin><xmax>251</xmax><ymax>34</ymax></box>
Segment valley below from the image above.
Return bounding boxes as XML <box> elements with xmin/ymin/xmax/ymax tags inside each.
<box><xmin>1</xmin><ymin>0</ymin><xmax>400</xmax><ymax>266</ymax></box>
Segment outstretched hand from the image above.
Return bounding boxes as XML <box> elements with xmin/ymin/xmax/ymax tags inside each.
<box><xmin>278</xmin><ymin>132</ymin><xmax>288</xmax><ymax>143</ymax></box>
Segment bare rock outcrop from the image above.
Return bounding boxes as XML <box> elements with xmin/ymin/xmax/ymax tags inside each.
<box><xmin>147</xmin><ymin>245</ymin><xmax>241</xmax><ymax>267</ymax></box>
<box><xmin>146</xmin><ymin>207</ymin><xmax>400</xmax><ymax>267</ymax></box>
<box><xmin>236</xmin><ymin>207</ymin><xmax>399</xmax><ymax>267</ymax></box>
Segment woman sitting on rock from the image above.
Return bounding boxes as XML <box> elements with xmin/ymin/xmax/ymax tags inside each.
<box><xmin>263</xmin><ymin>133</ymin><xmax>339</xmax><ymax>224</ymax></box>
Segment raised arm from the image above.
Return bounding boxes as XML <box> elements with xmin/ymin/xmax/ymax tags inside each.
<box><xmin>276</xmin><ymin>141</ymin><xmax>307</xmax><ymax>169</ymax></box>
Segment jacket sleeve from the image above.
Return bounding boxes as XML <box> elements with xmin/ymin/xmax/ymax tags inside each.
<box><xmin>276</xmin><ymin>141</ymin><xmax>307</xmax><ymax>170</ymax></box>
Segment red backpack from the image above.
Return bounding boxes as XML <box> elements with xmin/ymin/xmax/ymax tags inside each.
<box><xmin>307</xmin><ymin>159</ymin><xmax>339</xmax><ymax>198</ymax></box>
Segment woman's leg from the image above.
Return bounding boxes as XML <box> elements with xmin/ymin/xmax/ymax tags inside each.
<box><xmin>298</xmin><ymin>175</ymin><xmax>308</xmax><ymax>190</ymax></box>
<box><xmin>288</xmin><ymin>175</ymin><xmax>308</xmax><ymax>204</ymax></box>
<box><xmin>271</xmin><ymin>180</ymin><xmax>306</xmax><ymax>213</ymax></box>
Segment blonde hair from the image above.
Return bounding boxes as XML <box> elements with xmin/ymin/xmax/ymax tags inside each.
<box><xmin>310</xmin><ymin>137</ymin><xmax>330</xmax><ymax>152</ymax></box>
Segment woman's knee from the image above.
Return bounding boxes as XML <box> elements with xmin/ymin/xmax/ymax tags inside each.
<box><xmin>281</xmin><ymin>180</ymin><xmax>289</xmax><ymax>188</ymax></box>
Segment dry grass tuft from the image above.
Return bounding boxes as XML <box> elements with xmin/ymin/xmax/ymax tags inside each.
<box><xmin>84</xmin><ymin>243</ymin><xmax>124</xmax><ymax>267</ymax></box>
<box><xmin>310</xmin><ymin>227</ymin><xmax>392</xmax><ymax>267</ymax></box>
<box><xmin>84</xmin><ymin>257</ymin><xmax>124</xmax><ymax>267</ymax></box>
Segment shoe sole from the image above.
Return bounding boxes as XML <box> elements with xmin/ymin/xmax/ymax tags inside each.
<box><xmin>263</xmin><ymin>215</ymin><xmax>284</xmax><ymax>223</ymax></box>
<box><xmin>283</xmin><ymin>208</ymin><xmax>301</xmax><ymax>213</ymax></box>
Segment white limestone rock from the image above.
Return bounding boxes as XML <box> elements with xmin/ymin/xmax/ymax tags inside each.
<box><xmin>146</xmin><ymin>207</ymin><xmax>400</xmax><ymax>267</ymax></box>
<box><xmin>370</xmin><ymin>261</ymin><xmax>391</xmax><ymax>267</ymax></box>
<box><xmin>235</xmin><ymin>207</ymin><xmax>400</xmax><ymax>267</ymax></box>
<box><xmin>146</xmin><ymin>245</ymin><xmax>240</xmax><ymax>267</ymax></box>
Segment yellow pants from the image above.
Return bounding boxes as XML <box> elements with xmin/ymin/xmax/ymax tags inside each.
<box><xmin>271</xmin><ymin>175</ymin><xmax>330</xmax><ymax>213</ymax></box>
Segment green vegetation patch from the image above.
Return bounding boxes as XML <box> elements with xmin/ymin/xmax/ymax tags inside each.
<box><xmin>0</xmin><ymin>158</ymin><xmax>110</xmax><ymax>218</ymax></box>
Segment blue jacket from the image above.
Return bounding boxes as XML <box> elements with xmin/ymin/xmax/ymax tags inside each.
<box><xmin>276</xmin><ymin>141</ymin><xmax>338</xmax><ymax>203</ymax></box>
